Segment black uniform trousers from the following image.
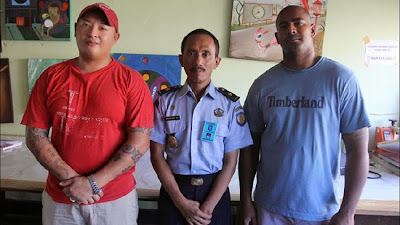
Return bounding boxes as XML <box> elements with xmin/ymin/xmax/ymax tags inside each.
<box><xmin>158</xmin><ymin>173</ymin><xmax>231</xmax><ymax>225</ymax></box>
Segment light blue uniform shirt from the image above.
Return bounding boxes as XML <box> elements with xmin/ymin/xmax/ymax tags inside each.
<box><xmin>151</xmin><ymin>81</ymin><xmax>253</xmax><ymax>175</ymax></box>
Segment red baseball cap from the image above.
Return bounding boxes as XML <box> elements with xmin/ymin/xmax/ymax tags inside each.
<box><xmin>78</xmin><ymin>3</ymin><xmax>119</xmax><ymax>32</ymax></box>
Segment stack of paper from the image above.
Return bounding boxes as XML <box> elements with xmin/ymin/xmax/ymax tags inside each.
<box><xmin>0</xmin><ymin>140</ymin><xmax>23</xmax><ymax>151</ymax></box>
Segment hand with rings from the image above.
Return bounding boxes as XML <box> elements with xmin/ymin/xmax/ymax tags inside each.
<box><xmin>69</xmin><ymin>194</ymin><xmax>102</xmax><ymax>204</ymax></box>
<box><xmin>61</xmin><ymin>176</ymin><xmax>104</xmax><ymax>204</ymax></box>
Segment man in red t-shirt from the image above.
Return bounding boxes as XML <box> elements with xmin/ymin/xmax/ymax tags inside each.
<box><xmin>21</xmin><ymin>3</ymin><xmax>153</xmax><ymax>225</ymax></box>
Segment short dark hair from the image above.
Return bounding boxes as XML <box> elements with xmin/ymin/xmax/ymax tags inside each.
<box><xmin>181</xmin><ymin>29</ymin><xmax>220</xmax><ymax>57</ymax></box>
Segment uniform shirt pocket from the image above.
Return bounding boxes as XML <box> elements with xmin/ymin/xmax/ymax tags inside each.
<box><xmin>164</xmin><ymin>121</ymin><xmax>186</xmax><ymax>134</ymax></box>
<box><xmin>215</xmin><ymin>124</ymin><xmax>229</xmax><ymax>137</ymax></box>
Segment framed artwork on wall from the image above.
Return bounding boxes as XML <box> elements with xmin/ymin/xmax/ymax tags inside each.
<box><xmin>229</xmin><ymin>0</ymin><xmax>328</xmax><ymax>62</ymax></box>
<box><xmin>0</xmin><ymin>59</ymin><xmax>14</xmax><ymax>123</ymax></box>
<box><xmin>5</xmin><ymin>0</ymin><xmax>71</xmax><ymax>41</ymax></box>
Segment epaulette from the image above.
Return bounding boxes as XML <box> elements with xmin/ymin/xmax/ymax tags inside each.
<box><xmin>217</xmin><ymin>87</ymin><xmax>240</xmax><ymax>102</ymax></box>
<box><xmin>159</xmin><ymin>85</ymin><xmax>182</xmax><ymax>96</ymax></box>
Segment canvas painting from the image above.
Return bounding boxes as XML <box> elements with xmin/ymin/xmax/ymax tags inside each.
<box><xmin>114</xmin><ymin>53</ymin><xmax>182</xmax><ymax>101</ymax></box>
<box><xmin>229</xmin><ymin>0</ymin><xmax>328</xmax><ymax>62</ymax></box>
<box><xmin>5</xmin><ymin>0</ymin><xmax>70</xmax><ymax>41</ymax></box>
<box><xmin>27</xmin><ymin>58</ymin><xmax>67</xmax><ymax>94</ymax></box>
<box><xmin>1</xmin><ymin>59</ymin><xmax>14</xmax><ymax>123</ymax></box>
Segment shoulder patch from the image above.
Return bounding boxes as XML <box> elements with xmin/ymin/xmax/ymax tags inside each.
<box><xmin>159</xmin><ymin>85</ymin><xmax>182</xmax><ymax>96</ymax></box>
<box><xmin>217</xmin><ymin>87</ymin><xmax>240</xmax><ymax>102</ymax></box>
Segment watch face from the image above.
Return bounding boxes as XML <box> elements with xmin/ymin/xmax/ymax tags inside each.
<box><xmin>252</xmin><ymin>5</ymin><xmax>265</xmax><ymax>19</ymax></box>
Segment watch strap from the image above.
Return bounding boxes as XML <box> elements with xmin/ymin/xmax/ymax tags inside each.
<box><xmin>87</xmin><ymin>174</ymin><xmax>103</xmax><ymax>195</ymax></box>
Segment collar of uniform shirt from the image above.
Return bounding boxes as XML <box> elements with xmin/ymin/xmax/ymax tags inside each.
<box><xmin>177</xmin><ymin>81</ymin><xmax>217</xmax><ymax>100</ymax></box>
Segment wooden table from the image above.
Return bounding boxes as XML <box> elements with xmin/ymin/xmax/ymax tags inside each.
<box><xmin>1</xmin><ymin>135</ymin><xmax>399</xmax><ymax>216</ymax></box>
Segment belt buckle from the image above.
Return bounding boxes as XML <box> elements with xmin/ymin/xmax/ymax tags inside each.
<box><xmin>190</xmin><ymin>178</ymin><xmax>204</xmax><ymax>186</ymax></box>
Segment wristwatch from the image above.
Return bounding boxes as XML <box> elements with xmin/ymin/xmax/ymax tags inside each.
<box><xmin>87</xmin><ymin>174</ymin><xmax>103</xmax><ymax>195</ymax></box>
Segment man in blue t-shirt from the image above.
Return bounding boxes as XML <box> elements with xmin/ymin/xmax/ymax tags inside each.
<box><xmin>240</xmin><ymin>5</ymin><xmax>370</xmax><ymax>225</ymax></box>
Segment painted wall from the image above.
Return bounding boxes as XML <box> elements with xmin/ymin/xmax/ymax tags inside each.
<box><xmin>1</xmin><ymin>0</ymin><xmax>399</xmax><ymax>150</ymax></box>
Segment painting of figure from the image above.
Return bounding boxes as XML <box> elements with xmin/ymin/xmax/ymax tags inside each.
<box><xmin>229</xmin><ymin>0</ymin><xmax>328</xmax><ymax>62</ymax></box>
<box><xmin>5</xmin><ymin>0</ymin><xmax>70</xmax><ymax>41</ymax></box>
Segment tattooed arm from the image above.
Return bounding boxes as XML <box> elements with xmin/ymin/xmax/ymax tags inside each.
<box><xmin>60</xmin><ymin>127</ymin><xmax>151</xmax><ymax>204</ymax></box>
<box><xmin>97</xmin><ymin>127</ymin><xmax>152</xmax><ymax>182</ymax></box>
<box><xmin>25</xmin><ymin>126</ymin><xmax>80</xmax><ymax>181</ymax></box>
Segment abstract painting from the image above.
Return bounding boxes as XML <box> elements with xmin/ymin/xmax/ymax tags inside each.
<box><xmin>0</xmin><ymin>59</ymin><xmax>14</xmax><ymax>123</ymax></box>
<box><xmin>27</xmin><ymin>58</ymin><xmax>67</xmax><ymax>94</ymax></box>
<box><xmin>229</xmin><ymin>0</ymin><xmax>328</xmax><ymax>62</ymax></box>
<box><xmin>114</xmin><ymin>53</ymin><xmax>182</xmax><ymax>101</ymax></box>
<box><xmin>5</xmin><ymin>0</ymin><xmax>71</xmax><ymax>41</ymax></box>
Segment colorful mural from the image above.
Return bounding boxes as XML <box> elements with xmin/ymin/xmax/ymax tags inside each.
<box><xmin>5</xmin><ymin>0</ymin><xmax>70</xmax><ymax>41</ymax></box>
<box><xmin>229</xmin><ymin>0</ymin><xmax>328</xmax><ymax>62</ymax></box>
<box><xmin>114</xmin><ymin>53</ymin><xmax>182</xmax><ymax>101</ymax></box>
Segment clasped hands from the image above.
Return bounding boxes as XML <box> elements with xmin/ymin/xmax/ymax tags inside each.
<box><xmin>60</xmin><ymin>175</ymin><xmax>103</xmax><ymax>205</ymax></box>
<box><xmin>178</xmin><ymin>198</ymin><xmax>214</xmax><ymax>225</ymax></box>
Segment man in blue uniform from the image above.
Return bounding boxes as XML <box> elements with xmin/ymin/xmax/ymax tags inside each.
<box><xmin>150</xmin><ymin>29</ymin><xmax>253</xmax><ymax>225</ymax></box>
<box><xmin>240</xmin><ymin>5</ymin><xmax>370</xmax><ymax>225</ymax></box>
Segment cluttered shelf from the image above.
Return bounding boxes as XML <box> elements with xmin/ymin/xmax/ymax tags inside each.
<box><xmin>1</xmin><ymin>135</ymin><xmax>399</xmax><ymax>216</ymax></box>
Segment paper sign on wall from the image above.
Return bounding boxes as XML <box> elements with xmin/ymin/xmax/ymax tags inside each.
<box><xmin>365</xmin><ymin>40</ymin><xmax>399</xmax><ymax>66</ymax></box>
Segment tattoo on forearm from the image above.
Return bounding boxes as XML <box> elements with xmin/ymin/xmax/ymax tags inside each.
<box><xmin>30</xmin><ymin>127</ymin><xmax>49</xmax><ymax>140</ymax></box>
<box><xmin>54</xmin><ymin>158</ymin><xmax>70</xmax><ymax>179</ymax></box>
<box><xmin>47</xmin><ymin>148</ymin><xmax>56</xmax><ymax>157</ymax></box>
<box><xmin>121</xmin><ymin>144</ymin><xmax>143</xmax><ymax>163</ymax></box>
<box><xmin>122</xmin><ymin>144</ymin><xmax>132</xmax><ymax>152</ymax></box>
<box><xmin>121</xmin><ymin>165</ymin><xmax>133</xmax><ymax>174</ymax></box>
<box><xmin>113</xmin><ymin>152</ymin><xmax>122</xmax><ymax>161</ymax></box>
<box><xmin>26</xmin><ymin>127</ymin><xmax>72</xmax><ymax>180</ymax></box>
<box><xmin>26</xmin><ymin>127</ymin><xmax>49</xmax><ymax>155</ymax></box>
<box><xmin>111</xmin><ymin>144</ymin><xmax>143</xmax><ymax>177</ymax></box>
<box><xmin>39</xmin><ymin>156</ymin><xmax>70</xmax><ymax>180</ymax></box>
<box><xmin>129</xmin><ymin>127</ymin><xmax>151</xmax><ymax>136</ymax></box>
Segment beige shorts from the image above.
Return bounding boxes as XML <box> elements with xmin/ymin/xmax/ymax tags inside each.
<box><xmin>42</xmin><ymin>189</ymin><xmax>138</xmax><ymax>225</ymax></box>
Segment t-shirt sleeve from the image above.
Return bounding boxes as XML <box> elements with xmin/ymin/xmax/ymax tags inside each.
<box><xmin>244</xmin><ymin>81</ymin><xmax>265</xmax><ymax>133</ymax></box>
<box><xmin>21</xmin><ymin>69</ymin><xmax>52</xmax><ymax>129</ymax></box>
<box><xmin>339</xmin><ymin>74</ymin><xmax>371</xmax><ymax>134</ymax></box>
<box><xmin>223</xmin><ymin>100</ymin><xmax>253</xmax><ymax>152</ymax></box>
<box><xmin>125</xmin><ymin>70</ymin><xmax>154</xmax><ymax>129</ymax></box>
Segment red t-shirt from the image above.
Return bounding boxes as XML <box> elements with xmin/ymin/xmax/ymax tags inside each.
<box><xmin>21</xmin><ymin>58</ymin><xmax>153</xmax><ymax>204</ymax></box>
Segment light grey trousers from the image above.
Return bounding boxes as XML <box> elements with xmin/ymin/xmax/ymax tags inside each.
<box><xmin>42</xmin><ymin>189</ymin><xmax>138</xmax><ymax>225</ymax></box>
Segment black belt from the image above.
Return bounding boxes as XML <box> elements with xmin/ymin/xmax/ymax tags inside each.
<box><xmin>174</xmin><ymin>173</ymin><xmax>218</xmax><ymax>186</ymax></box>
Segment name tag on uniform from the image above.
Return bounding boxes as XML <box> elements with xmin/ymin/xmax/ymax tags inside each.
<box><xmin>165</xmin><ymin>116</ymin><xmax>180</xmax><ymax>121</ymax></box>
<box><xmin>201</xmin><ymin>121</ymin><xmax>217</xmax><ymax>142</ymax></box>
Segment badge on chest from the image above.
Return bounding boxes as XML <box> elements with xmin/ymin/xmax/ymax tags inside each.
<box><xmin>168</xmin><ymin>134</ymin><xmax>179</xmax><ymax>148</ymax></box>
<box><xmin>201</xmin><ymin>121</ymin><xmax>217</xmax><ymax>142</ymax></box>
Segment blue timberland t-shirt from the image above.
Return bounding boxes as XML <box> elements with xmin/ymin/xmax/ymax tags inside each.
<box><xmin>244</xmin><ymin>57</ymin><xmax>370</xmax><ymax>221</ymax></box>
